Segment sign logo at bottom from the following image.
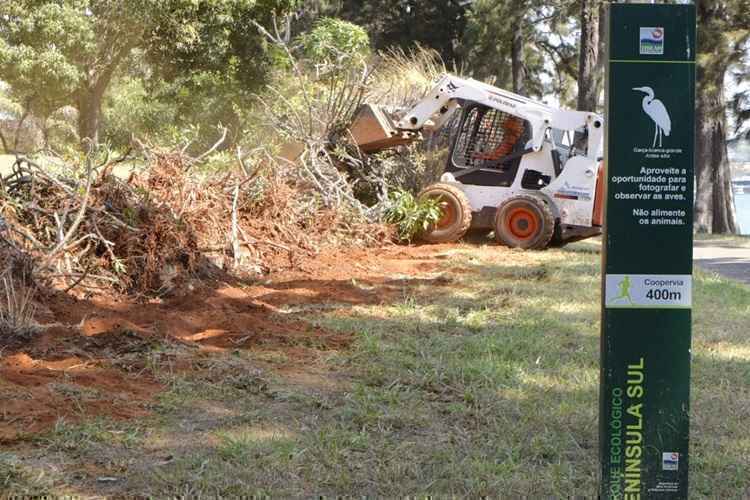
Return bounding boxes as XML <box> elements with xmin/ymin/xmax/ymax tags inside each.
<box><xmin>662</xmin><ymin>452</ymin><xmax>679</xmax><ymax>471</ymax></box>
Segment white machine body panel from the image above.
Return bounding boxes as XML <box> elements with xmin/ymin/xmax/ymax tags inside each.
<box><xmin>445</xmin><ymin>181</ymin><xmax>515</xmax><ymax>213</ymax></box>
<box><xmin>541</xmin><ymin>156</ymin><xmax>600</xmax><ymax>227</ymax></box>
<box><xmin>440</xmin><ymin>152</ymin><xmax>599</xmax><ymax>228</ymax></box>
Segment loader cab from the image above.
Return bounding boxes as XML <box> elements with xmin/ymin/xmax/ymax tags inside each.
<box><xmin>444</xmin><ymin>102</ymin><xmax>591</xmax><ymax>191</ymax></box>
<box><xmin>445</xmin><ymin>103</ymin><xmax>532</xmax><ymax>187</ymax></box>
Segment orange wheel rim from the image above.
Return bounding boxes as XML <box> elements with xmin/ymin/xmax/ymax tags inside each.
<box><xmin>507</xmin><ymin>208</ymin><xmax>538</xmax><ymax>239</ymax></box>
<box><xmin>436</xmin><ymin>200</ymin><xmax>457</xmax><ymax>228</ymax></box>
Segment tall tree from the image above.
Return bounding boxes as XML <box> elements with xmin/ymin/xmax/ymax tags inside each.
<box><xmin>695</xmin><ymin>0</ymin><xmax>749</xmax><ymax>233</ymax></box>
<box><xmin>0</xmin><ymin>0</ymin><xmax>295</xmax><ymax>149</ymax></box>
<box><xmin>144</xmin><ymin>0</ymin><xmax>298</xmax><ymax>149</ymax></box>
<box><xmin>728</xmin><ymin>55</ymin><xmax>750</xmax><ymax>140</ymax></box>
<box><xmin>0</xmin><ymin>2</ymin><xmax>82</xmax><ymax>151</ymax></box>
<box><xmin>576</xmin><ymin>0</ymin><xmax>600</xmax><ymax>111</ymax></box>
<box><xmin>462</xmin><ymin>0</ymin><xmax>577</xmax><ymax>101</ymax></box>
<box><xmin>510</xmin><ymin>14</ymin><xmax>526</xmax><ymax>95</ymax></box>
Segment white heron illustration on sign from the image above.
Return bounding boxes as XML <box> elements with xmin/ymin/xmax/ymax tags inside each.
<box><xmin>633</xmin><ymin>86</ymin><xmax>671</xmax><ymax>148</ymax></box>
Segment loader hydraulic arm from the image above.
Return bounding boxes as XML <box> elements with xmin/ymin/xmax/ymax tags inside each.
<box><xmin>394</xmin><ymin>74</ymin><xmax>604</xmax><ymax>160</ymax></box>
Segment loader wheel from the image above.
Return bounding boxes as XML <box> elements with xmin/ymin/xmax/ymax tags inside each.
<box><xmin>418</xmin><ymin>183</ymin><xmax>472</xmax><ymax>243</ymax></box>
<box><xmin>494</xmin><ymin>194</ymin><xmax>555</xmax><ymax>250</ymax></box>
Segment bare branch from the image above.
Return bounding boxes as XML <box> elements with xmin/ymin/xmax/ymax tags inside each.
<box><xmin>40</xmin><ymin>144</ymin><xmax>96</xmax><ymax>266</ymax></box>
<box><xmin>230</xmin><ymin>184</ymin><xmax>241</xmax><ymax>269</ymax></box>
<box><xmin>185</xmin><ymin>126</ymin><xmax>229</xmax><ymax>169</ymax></box>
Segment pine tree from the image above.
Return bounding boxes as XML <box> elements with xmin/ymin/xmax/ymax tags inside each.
<box><xmin>577</xmin><ymin>0</ymin><xmax>602</xmax><ymax>111</ymax></box>
<box><xmin>695</xmin><ymin>0</ymin><xmax>749</xmax><ymax>233</ymax></box>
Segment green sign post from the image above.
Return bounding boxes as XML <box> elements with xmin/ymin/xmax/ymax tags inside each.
<box><xmin>600</xmin><ymin>4</ymin><xmax>695</xmax><ymax>499</ymax></box>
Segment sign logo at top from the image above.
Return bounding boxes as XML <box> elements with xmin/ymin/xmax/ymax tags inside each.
<box><xmin>640</xmin><ymin>27</ymin><xmax>664</xmax><ymax>55</ymax></box>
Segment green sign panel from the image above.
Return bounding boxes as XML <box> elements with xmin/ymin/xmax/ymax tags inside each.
<box><xmin>601</xmin><ymin>4</ymin><xmax>695</xmax><ymax>499</ymax></box>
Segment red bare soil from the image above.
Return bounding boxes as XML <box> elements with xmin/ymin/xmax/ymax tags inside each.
<box><xmin>0</xmin><ymin>244</ymin><xmax>462</xmax><ymax>442</ymax></box>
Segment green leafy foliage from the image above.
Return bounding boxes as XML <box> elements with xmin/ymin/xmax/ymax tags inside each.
<box><xmin>0</xmin><ymin>1</ymin><xmax>87</xmax><ymax>119</ymax></box>
<box><xmin>102</xmin><ymin>76</ymin><xmax>175</xmax><ymax>149</ymax></box>
<box><xmin>299</xmin><ymin>17</ymin><xmax>370</xmax><ymax>64</ymax></box>
<box><xmin>384</xmin><ymin>190</ymin><xmax>442</xmax><ymax>242</ymax></box>
<box><xmin>0</xmin><ymin>0</ymin><xmax>297</xmax><ymax>148</ymax></box>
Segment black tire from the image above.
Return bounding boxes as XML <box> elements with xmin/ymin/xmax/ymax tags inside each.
<box><xmin>494</xmin><ymin>194</ymin><xmax>555</xmax><ymax>249</ymax></box>
<box><xmin>547</xmin><ymin>221</ymin><xmax>568</xmax><ymax>248</ymax></box>
<box><xmin>418</xmin><ymin>183</ymin><xmax>473</xmax><ymax>243</ymax></box>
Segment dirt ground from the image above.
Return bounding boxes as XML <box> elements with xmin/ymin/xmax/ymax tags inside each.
<box><xmin>2</xmin><ymin>237</ymin><xmax>748</xmax><ymax>497</ymax></box>
<box><xmin>0</xmin><ymin>243</ymin><xmax>462</xmax><ymax>444</ymax></box>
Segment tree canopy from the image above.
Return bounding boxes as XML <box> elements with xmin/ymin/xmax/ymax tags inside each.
<box><xmin>0</xmin><ymin>0</ymin><xmax>296</xmax><ymax>145</ymax></box>
<box><xmin>1</xmin><ymin>0</ymin><xmax>746</xmax><ymax>233</ymax></box>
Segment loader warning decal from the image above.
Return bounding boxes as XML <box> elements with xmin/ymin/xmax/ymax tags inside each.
<box><xmin>554</xmin><ymin>181</ymin><xmax>593</xmax><ymax>202</ymax></box>
<box><xmin>601</xmin><ymin>4</ymin><xmax>695</xmax><ymax>500</ymax></box>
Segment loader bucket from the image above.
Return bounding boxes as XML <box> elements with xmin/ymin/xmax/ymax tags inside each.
<box><xmin>349</xmin><ymin>104</ymin><xmax>418</xmax><ymax>153</ymax></box>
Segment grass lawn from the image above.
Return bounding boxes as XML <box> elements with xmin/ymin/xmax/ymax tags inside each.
<box><xmin>1</xmin><ymin>241</ymin><xmax>748</xmax><ymax>497</ymax></box>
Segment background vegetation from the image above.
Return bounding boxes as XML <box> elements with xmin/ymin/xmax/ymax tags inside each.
<box><xmin>0</xmin><ymin>0</ymin><xmax>748</xmax><ymax>232</ymax></box>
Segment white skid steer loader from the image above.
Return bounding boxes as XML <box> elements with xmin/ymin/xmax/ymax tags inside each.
<box><xmin>350</xmin><ymin>74</ymin><xmax>605</xmax><ymax>249</ymax></box>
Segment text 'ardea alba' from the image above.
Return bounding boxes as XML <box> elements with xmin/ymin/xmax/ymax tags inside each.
<box><xmin>633</xmin><ymin>86</ymin><xmax>671</xmax><ymax>148</ymax></box>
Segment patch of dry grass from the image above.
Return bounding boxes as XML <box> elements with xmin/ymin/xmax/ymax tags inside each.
<box><xmin>0</xmin><ymin>275</ymin><xmax>38</xmax><ymax>338</ymax></box>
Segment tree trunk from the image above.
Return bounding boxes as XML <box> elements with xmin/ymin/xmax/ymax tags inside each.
<box><xmin>695</xmin><ymin>67</ymin><xmax>738</xmax><ymax>234</ymax></box>
<box><xmin>76</xmin><ymin>83</ymin><xmax>105</xmax><ymax>147</ymax></box>
<box><xmin>694</xmin><ymin>0</ymin><xmax>739</xmax><ymax>235</ymax></box>
<box><xmin>41</xmin><ymin>117</ymin><xmax>50</xmax><ymax>150</ymax></box>
<box><xmin>577</xmin><ymin>0</ymin><xmax>600</xmax><ymax>111</ymax></box>
<box><xmin>75</xmin><ymin>52</ymin><xmax>124</xmax><ymax>149</ymax></box>
<box><xmin>511</xmin><ymin>18</ymin><xmax>525</xmax><ymax>95</ymax></box>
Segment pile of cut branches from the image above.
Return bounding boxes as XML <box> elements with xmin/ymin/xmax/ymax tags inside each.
<box><xmin>0</xmin><ymin>145</ymin><xmax>390</xmax><ymax>298</ymax></box>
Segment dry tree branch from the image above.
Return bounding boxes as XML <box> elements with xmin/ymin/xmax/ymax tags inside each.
<box><xmin>185</xmin><ymin>126</ymin><xmax>229</xmax><ymax>169</ymax></box>
<box><xmin>231</xmin><ymin>184</ymin><xmax>241</xmax><ymax>269</ymax></box>
<box><xmin>237</xmin><ymin>225</ymin><xmax>291</xmax><ymax>253</ymax></box>
<box><xmin>39</xmin><ymin>144</ymin><xmax>96</xmax><ymax>267</ymax></box>
<box><xmin>61</xmin><ymin>262</ymin><xmax>93</xmax><ymax>294</ymax></box>
<box><xmin>131</xmin><ymin>136</ymin><xmax>153</xmax><ymax>163</ymax></box>
<box><xmin>252</xmin><ymin>17</ymin><xmax>314</xmax><ymax>133</ymax></box>
<box><xmin>256</xmin><ymin>87</ymin><xmax>311</xmax><ymax>137</ymax></box>
<box><xmin>236</xmin><ymin>146</ymin><xmax>252</xmax><ymax>177</ymax></box>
